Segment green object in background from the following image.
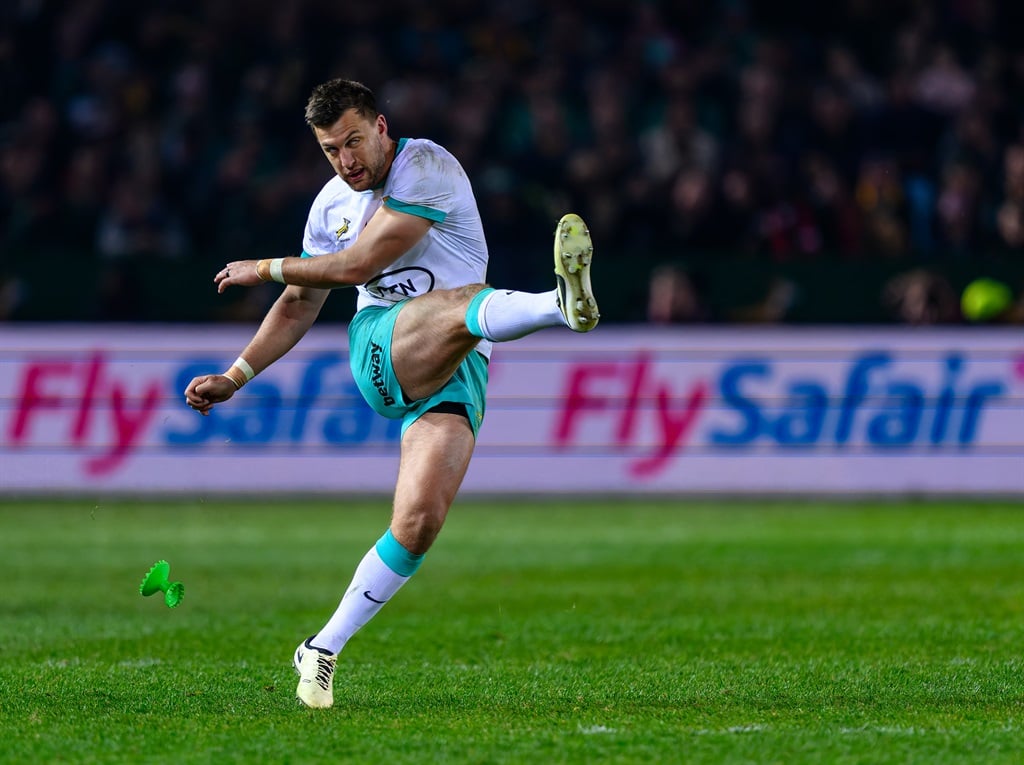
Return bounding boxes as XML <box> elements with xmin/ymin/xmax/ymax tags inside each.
<box><xmin>961</xmin><ymin>277</ymin><xmax>1013</xmax><ymax>322</ymax></box>
<box><xmin>139</xmin><ymin>559</ymin><xmax>184</xmax><ymax>608</ymax></box>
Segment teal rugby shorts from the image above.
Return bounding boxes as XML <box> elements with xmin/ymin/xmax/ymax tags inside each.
<box><xmin>347</xmin><ymin>302</ymin><xmax>488</xmax><ymax>437</ymax></box>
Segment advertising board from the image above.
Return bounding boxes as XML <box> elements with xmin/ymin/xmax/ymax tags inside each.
<box><xmin>1</xmin><ymin>325</ymin><xmax>1020</xmax><ymax>495</ymax></box>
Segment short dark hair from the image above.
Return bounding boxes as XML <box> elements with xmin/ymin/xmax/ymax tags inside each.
<box><xmin>304</xmin><ymin>79</ymin><xmax>378</xmax><ymax>128</ymax></box>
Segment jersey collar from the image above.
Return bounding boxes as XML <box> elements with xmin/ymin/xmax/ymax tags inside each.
<box><xmin>372</xmin><ymin>138</ymin><xmax>409</xmax><ymax>191</ymax></box>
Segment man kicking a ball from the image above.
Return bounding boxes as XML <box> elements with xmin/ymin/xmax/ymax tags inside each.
<box><xmin>183</xmin><ymin>78</ymin><xmax>598</xmax><ymax>709</ymax></box>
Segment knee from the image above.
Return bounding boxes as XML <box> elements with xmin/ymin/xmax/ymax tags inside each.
<box><xmin>391</xmin><ymin>498</ymin><xmax>450</xmax><ymax>554</ymax></box>
<box><xmin>425</xmin><ymin>283</ymin><xmax>489</xmax><ymax>340</ymax></box>
<box><xmin>399</xmin><ymin>284</ymin><xmax>487</xmax><ymax>336</ymax></box>
<box><xmin>450</xmin><ymin>283</ymin><xmax>488</xmax><ymax>304</ymax></box>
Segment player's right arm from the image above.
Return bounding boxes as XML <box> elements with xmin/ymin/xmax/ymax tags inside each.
<box><xmin>214</xmin><ymin>206</ymin><xmax>432</xmax><ymax>292</ymax></box>
<box><xmin>184</xmin><ymin>285</ymin><xmax>329</xmax><ymax>415</ymax></box>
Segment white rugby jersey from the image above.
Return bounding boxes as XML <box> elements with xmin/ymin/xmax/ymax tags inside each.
<box><xmin>301</xmin><ymin>137</ymin><xmax>492</xmax><ymax>357</ymax></box>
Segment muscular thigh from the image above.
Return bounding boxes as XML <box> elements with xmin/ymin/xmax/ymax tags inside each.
<box><xmin>390</xmin><ymin>411</ymin><xmax>476</xmax><ymax>552</ymax></box>
<box><xmin>392</xmin><ymin>285</ymin><xmax>485</xmax><ymax>401</ymax></box>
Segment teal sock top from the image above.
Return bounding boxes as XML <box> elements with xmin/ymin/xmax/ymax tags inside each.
<box><xmin>375</xmin><ymin>529</ymin><xmax>425</xmax><ymax>577</ymax></box>
<box><xmin>464</xmin><ymin>287</ymin><xmax>495</xmax><ymax>339</ymax></box>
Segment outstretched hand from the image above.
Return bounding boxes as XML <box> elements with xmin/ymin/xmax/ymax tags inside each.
<box><xmin>215</xmin><ymin>261</ymin><xmax>262</xmax><ymax>293</ymax></box>
<box><xmin>184</xmin><ymin>374</ymin><xmax>238</xmax><ymax>415</ymax></box>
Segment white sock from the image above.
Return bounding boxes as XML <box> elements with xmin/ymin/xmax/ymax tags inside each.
<box><xmin>311</xmin><ymin>546</ymin><xmax>411</xmax><ymax>654</ymax></box>
<box><xmin>472</xmin><ymin>288</ymin><xmax>566</xmax><ymax>341</ymax></box>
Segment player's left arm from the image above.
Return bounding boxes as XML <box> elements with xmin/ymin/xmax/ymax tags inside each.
<box><xmin>215</xmin><ymin>206</ymin><xmax>432</xmax><ymax>292</ymax></box>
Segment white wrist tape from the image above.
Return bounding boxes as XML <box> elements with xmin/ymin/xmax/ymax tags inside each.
<box><xmin>234</xmin><ymin>357</ymin><xmax>256</xmax><ymax>381</ymax></box>
<box><xmin>269</xmin><ymin>258</ymin><xmax>286</xmax><ymax>284</ymax></box>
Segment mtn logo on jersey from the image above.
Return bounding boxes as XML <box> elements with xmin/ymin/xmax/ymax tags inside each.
<box><xmin>335</xmin><ymin>218</ymin><xmax>351</xmax><ymax>239</ymax></box>
<box><xmin>364</xmin><ymin>267</ymin><xmax>436</xmax><ymax>302</ymax></box>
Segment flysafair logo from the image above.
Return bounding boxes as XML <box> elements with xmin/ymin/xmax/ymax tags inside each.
<box><xmin>3</xmin><ymin>352</ymin><xmax>402</xmax><ymax>476</ymax></box>
<box><xmin>709</xmin><ymin>353</ymin><xmax>1003</xmax><ymax>447</ymax></box>
<box><xmin>165</xmin><ymin>354</ymin><xmax>401</xmax><ymax>449</ymax></box>
<box><xmin>554</xmin><ymin>351</ymin><xmax>1011</xmax><ymax>477</ymax></box>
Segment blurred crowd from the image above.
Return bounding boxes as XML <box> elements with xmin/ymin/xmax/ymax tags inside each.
<box><xmin>2</xmin><ymin>0</ymin><xmax>1024</xmax><ymax>322</ymax></box>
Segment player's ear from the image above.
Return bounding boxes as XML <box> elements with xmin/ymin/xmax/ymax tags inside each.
<box><xmin>376</xmin><ymin>114</ymin><xmax>388</xmax><ymax>136</ymax></box>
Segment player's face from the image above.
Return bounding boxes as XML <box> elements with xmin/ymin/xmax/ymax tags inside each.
<box><xmin>314</xmin><ymin>110</ymin><xmax>390</xmax><ymax>192</ymax></box>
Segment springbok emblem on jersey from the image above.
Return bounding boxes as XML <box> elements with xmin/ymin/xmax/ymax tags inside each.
<box><xmin>335</xmin><ymin>218</ymin><xmax>351</xmax><ymax>239</ymax></box>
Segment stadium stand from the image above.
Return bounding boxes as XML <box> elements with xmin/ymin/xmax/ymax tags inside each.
<box><xmin>2</xmin><ymin>0</ymin><xmax>1023</xmax><ymax>323</ymax></box>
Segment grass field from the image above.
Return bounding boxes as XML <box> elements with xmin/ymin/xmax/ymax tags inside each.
<box><xmin>2</xmin><ymin>498</ymin><xmax>1023</xmax><ymax>764</ymax></box>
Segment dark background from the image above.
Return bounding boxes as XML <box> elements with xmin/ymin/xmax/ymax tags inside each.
<box><xmin>3</xmin><ymin>0</ymin><xmax>1024</xmax><ymax>325</ymax></box>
